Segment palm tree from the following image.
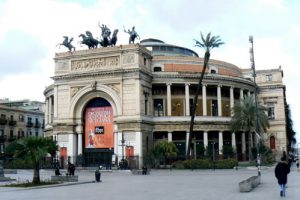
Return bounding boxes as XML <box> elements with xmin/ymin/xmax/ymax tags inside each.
<box><xmin>230</xmin><ymin>95</ymin><xmax>269</xmax><ymax>160</ymax></box>
<box><xmin>186</xmin><ymin>32</ymin><xmax>224</xmax><ymax>158</ymax></box>
<box><xmin>6</xmin><ymin>137</ymin><xmax>58</xmax><ymax>184</ymax></box>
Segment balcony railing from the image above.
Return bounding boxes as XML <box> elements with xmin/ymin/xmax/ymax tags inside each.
<box><xmin>8</xmin><ymin>120</ymin><xmax>17</xmax><ymax>126</ymax></box>
<box><xmin>34</xmin><ymin>122</ymin><xmax>41</xmax><ymax>128</ymax></box>
<box><xmin>7</xmin><ymin>136</ymin><xmax>17</xmax><ymax>142</ymax></box>
<box><xmin>26</xmin><ymin>122</ymin><xmax>33</xmax><ymax>128</ymax></box>
<box><xmin>0</xmin><ymin>135</ymin><xmax>7</xmax><ymax>142</ymax></box>
<box><xmin>0</xmin><ymin>118</ymin><xmax>7</xmax><ymax>125</ymax></box>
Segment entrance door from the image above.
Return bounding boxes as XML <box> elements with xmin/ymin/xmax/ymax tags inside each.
<box><xmin>126</xmin><ymin>146</ymin><xmax>134</xmax><ymax>158</ymax></box>
<box><xmin>60</xmin><ymin>147</ymin><xmax>67</xmax><ymax>168</ymax></box>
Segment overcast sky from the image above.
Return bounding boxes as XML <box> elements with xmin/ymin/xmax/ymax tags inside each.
<box><xmin>0</xmin><ymin>0</ymin><xmax>299</xmax><ymax>142</ymax></box>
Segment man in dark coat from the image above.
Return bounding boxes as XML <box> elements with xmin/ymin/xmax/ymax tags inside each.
<box><xmin>275</xmin><ymin>157</ymin><xmax>290</xmax><ymax>197</ymax></box>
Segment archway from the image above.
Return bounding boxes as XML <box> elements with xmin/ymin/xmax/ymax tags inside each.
<box><xmin>82</xmin><ymin>97</ymin><xmax>114</xmax><ymax>167</ymax></box>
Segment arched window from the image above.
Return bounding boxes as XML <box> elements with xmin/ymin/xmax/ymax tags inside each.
<box><xmin>211</xmin><ymin>69</ymin><xmax>217</xmax><ymax>74</ymax></box>
<box><xmin>209</xmin><ymin>66</ymin><xmax>218</xmax><ymax>74</ymax></box>
<box><xmin>270</xmin><ymin>136</ymin><xmax>276</xmax><ymax>149</ymax></box>
<box><xmin>154</xmin><ymin>66</ymin><xmax>162</xmax><ymax>72</ymax></box>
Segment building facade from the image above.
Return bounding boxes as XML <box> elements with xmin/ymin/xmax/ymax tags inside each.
<box><xmin>0</xmin><ymin>103</ymin><xmax>45</xmax><ymax>154</ymax></box>
<box><xmin>44</xmin><ymin>39</ymin><xmax>287</xmax><ymax>168</ymax></box>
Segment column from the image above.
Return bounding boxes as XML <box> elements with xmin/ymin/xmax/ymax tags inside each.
<box><xmin>242</xmin><ymin>132</ymin><xmax>246</xmax><ymax>160</ymax></box>
<box><xmin>202</xmin><ymin>84</ymin><xmax>207</xmax><ymax>116</ymax></box>
<box><xmin>250</xmin><ymin>132</ymin><xmax>253</xmax><ymax>148</ymax></box>
<box><xmin>168</xmin><ymin>132</ymin><xmax>172</xmax><ymax>142</ymax></box>
<box><xmin>217</xmin><ymin>85</ymin><xmax>222</xmax><ymax>117</ymax></box>
<box><xmin>48</xmin><ymin>96</ymin><xmax>52</xmax><ymax>123</ymax></box>
<box><xmin>45</xmin><ymin>98</ymin><xmax>49</xmax><ymax>124</ymax></box>
<box><xmin>167</xmin><ymin>83</ymin><xmax>172</xmax><ymax>116</ymax></box>
<box><xmin>114</xmin><ymin>125</ymin><xmax>119</xmax><ymax>156</ymax></box>
<box><xmin>247</xmin><ymin>90</ymin><xmax>251</xmax><ymax>96</ymax></box>
<box><xmin>185</xmin><ymin>83</ymin><xmax>190</xmax><ymax>116</ymax></box>
<box><xmin>136</xmin><ymin>132</ymin><xmax>143</xmax><ymax>169</ymax></box>
<box><xmin>218</xmin><ymin>131</ymin><xmax>223</xmax><ymax>155</ymax></box>
<box><xmin>68</xmin><ymin>133</ymin><xmax>76</xmax><ymax>163</ymax></box>
<box><xmin>230</xmin><ymin>87</ymin><xmax>234</xmax><ymax>116</ymax></box>
<box><xmin>204</xmin><ymin>131</ymin><xmax>208</xmax><ymax>149</ymax></box>
<box><xmin>231</xmin><ymin>132</ymin><xmax>236</xmax><ymax>150</ymax></box>
<box><xmin>240</xmin><ymin>89</ymin><xmax>244</xmax><ymax>101</ymax></box>
<box><xmin>186</xmin><ymin>132</ymin><xmax>190</xmax><ymax>155</ymax></box>
<box><xmin>54</xmin><ymin>86</ymin><xmax>58</xmax><ymax>118</ymax></box>
<box><xmin>75</xmin><ymin>123</ymin><xmax>83</xmax><ymax>155</ymax></box>
<box><xmin>77</xmin><ymin>133</ymin><xmax>82</xmax><ymax>155</ymax></box>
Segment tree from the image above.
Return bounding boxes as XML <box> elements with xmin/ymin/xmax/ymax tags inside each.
<box><xmin>6</xmin><ymin>137</ymin><xmax>58</xmax><ymax>184</ymax></box>
<box><xmin>230</xmin><ymin>95</ymin><xmax>269</xmax><ymax>160</ymax></box>
<box><xmin>187</xmin><ymin>32</ymin><xmax>224</xmax><ymax>158</ymax></box>
<box><xmin>151</xmin><ymin>140</ymin><xmax>178</xmax><ymax>168</ymax></box>
<box><xmin>285</xmin><ymin>104</ymin><xmax>296</xmax><ymax>152</ymax></box>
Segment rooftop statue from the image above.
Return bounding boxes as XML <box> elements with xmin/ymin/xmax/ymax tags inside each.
<box><xmin>124</xmin><ymin>26</ymin><xmax>140</xmax><ymax>44</ymax></box>
<box><xmin>57</xmin><ymin>36</ymin><xmax>75</xmax><ymax>52</ymax></box>
<box><xmin>79</xmin><ymin>31</ymin><xmax>99</xmax><ymax>49</ymax></box>
<box><xmin>110</xmin><ymin>29</ymin><xmax>118</xmax><ymax>46</ymax></box>
<box><xmin>98</xmin><ymin>21</ymin><xmax>118</xmax><ymax>47</ymax></box>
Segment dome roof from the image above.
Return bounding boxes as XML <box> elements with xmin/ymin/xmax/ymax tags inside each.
<box><xmin>140</xmin><ymin>38</ymin><xmax>198</xmax><ymax>57</ymax></box>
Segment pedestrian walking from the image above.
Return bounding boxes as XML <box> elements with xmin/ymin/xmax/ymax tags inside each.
<box><xmin>296</xmin><ymin>159</ymin><xmax>299</xmax><ymax>171</ymax></box>
<box><xmin>275</xmin><ymin>157</ymin><xmax>290</xmax><ymax>197</ymax></box>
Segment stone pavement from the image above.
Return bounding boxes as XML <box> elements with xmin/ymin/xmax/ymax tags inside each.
<box><xmin>0</xmin><ymin>165</ymin><xmax>300</xmax><ymax>200</ymax></box>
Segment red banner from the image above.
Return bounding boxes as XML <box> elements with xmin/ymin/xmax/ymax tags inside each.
<box><xmin>85</xmin><ymin>107</ymin><xmax>114</xmax><ymax>149</ymax></box>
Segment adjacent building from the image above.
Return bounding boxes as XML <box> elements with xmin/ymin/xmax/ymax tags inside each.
<box><xmin>0</xmin><ymin>99</ymin><xmax>45</xmax><ymax>154</ymax></box>
<box><xmin>44</xmin><ymin>39</ymin><xmax>287</xmax><ymax>168</ymax></box>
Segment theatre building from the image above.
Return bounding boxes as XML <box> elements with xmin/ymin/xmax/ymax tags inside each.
<box><xmin>44</xmin><ymin>39</ymin><xmax>287</xmax><ymax>168</ymax></box>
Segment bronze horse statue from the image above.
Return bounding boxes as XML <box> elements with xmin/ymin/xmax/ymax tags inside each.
<box><xmin>79</xmin><ymin>31</ymin><xmax>99</xmax><ymax>49</ymax></box>
<box><xmin>110</xmin><ymin>29</ymin><xmax>118</xmax><ymax>46</ymax></box>
<box><xmin>98</xmin><ymin>22</ymin><xmax>119</xmax><ymax>47</ymax></box>
<box><xmin>57</xmin><ymin>36</ymin><xmax>75</xmax><ymax>52</ymax></box>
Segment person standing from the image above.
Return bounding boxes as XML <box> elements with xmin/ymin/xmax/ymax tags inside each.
<box><xmin>275</xmin><ymin>157</ymin><xmax>290</xmax><ymax>197</ymax></box>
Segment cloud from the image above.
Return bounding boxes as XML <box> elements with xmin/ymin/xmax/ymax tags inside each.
<box><xmin>0</xmin><ymin>30</ymin><xmax>47</xmax><ymax>78</ymax></box>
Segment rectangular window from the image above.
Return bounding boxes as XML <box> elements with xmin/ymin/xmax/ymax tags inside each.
<box><xmin>268</xmin><ymin>106</ymin><xmax>275</xmax><ymax>120</ymax></box>
<box><xmin>19</xmin><ymin>115</ymin><xmax>24</xmax><ymax>122</ymax></box>
<box><xmin>153</xmin><ymin>99</ymin><xmax>164</xmax><ymax>117</ymax></box>
<box><xmin>171</xmin><ymin>99</ymin><xmax>184</xmax><ymax>116</ymax></box>
<box><xmin>266</xmin><ymin>74</ymin><xmax>272</xmax><ymax>81</ymax></box>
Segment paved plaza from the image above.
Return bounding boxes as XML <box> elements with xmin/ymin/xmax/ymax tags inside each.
<box><xmin>1</xmin><ymin>165</ymin><xmax>300</xmax><ymax>200</ymax></box>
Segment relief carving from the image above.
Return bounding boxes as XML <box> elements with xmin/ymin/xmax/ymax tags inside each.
<box><xmin>71</xmin><ymin>56</ymin><xmax>119</xmax><ymax>71</ymax></box>
<box><xmin>123</xmin><ymin>54</ymin><xmax>135</xmax><ymax>64</ymax></box>
<box><xmin>71</xmin><ymin>87</ymin><xmax>80</xmax><ymax>97</ymax></box>
<box><xmin>90</xmin><ymin>81</ymin><xmax>97</xmax><ymax>91</ymax></box>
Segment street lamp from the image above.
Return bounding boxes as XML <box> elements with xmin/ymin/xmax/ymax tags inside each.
<box><xmin>297</xmin><ymin>143</ymin><xmax>300</xmax><ymax>160</ymax></box>
<box><xmin>249</xmin><ymin>35</ymin><xmax>261</xmax><ymax>176</ymax></box>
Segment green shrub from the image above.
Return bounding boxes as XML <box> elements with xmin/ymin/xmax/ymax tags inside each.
<box><xmin>172</xmin><ymin>160</ymin><xmax>185</xmax><ymax>169</ymax></box>
<box><xmin>4</xmin><ymin>159</ymin><xmax>33</xmax><ymax>169</ymax></box>
<box><xmin>172</xmin><ymin>158</ymin><xmax>237</xmax><ymax>169</ymax></box>
<box><xmin>215</xmin><ymin>158</ymin><xmax>238</xmax><ymax>169</ymax></box>
<box><xmin>222</xmin><ymin>145</ymin><xmax>235</xmax><ymax>159</ymax></box>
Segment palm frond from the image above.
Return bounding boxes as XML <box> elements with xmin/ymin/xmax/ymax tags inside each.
<box><xmin>195</xmin><ymin>32</ymin><xmax>224</xmax><ymax>52</ymax></box>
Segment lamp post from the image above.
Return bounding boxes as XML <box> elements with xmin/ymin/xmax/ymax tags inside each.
<box><xmin>249</xmin><ymin>35</ymin><xmax>261</xmax><ymax>176</ymax></box>
<box><xmin>297</xmin><ymin>143</ymin><xmax>300</xmax><ymax>160</ymax></box>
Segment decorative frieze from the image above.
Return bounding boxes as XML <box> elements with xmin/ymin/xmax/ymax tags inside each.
<box><xmin>122</xmin><ymin>54</ymin><xmax>135</xmax><ymax>64</ymax></box>
<box><xmin>71</xmin><ymin>56</ymin><xmax>120</xmax><ymax>71</ymax></box>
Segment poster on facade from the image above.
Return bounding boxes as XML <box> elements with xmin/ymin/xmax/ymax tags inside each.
<box><xmin>85</xmin><ymin>107</ymin><xmax>114</xmax><ymax>148</ymax></box>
